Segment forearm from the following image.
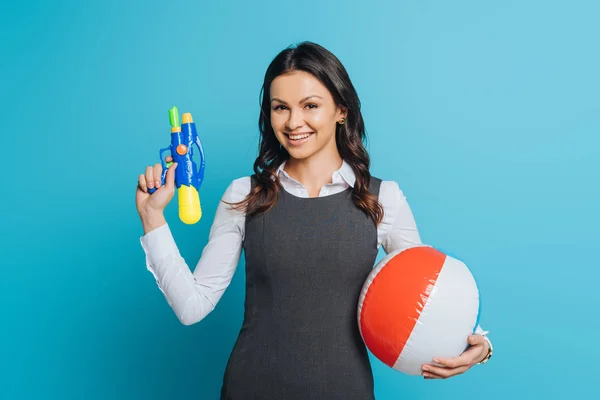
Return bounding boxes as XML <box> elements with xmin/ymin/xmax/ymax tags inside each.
<box><xmin>149</xmin><ymin>254</ymin><xmax>215</xmax><ymax>326</ymax></box>
<box><xmin>139</xmin><ymin>178</ymin><xmax>247</xmax><ymax>325</ymax></box>
<box><xmin>140</xmin><ymin>223</ymin><xmax>216</xmax><ymax>325</ymax></box>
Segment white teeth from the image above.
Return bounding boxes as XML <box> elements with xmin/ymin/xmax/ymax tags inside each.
<box><xmin>289</xmin><ymin>133</ymin><xmax>312</xmax><ymax>140</ymax></box>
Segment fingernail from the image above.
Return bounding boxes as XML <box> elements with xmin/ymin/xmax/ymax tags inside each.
<box><xmin>433</xmin><ymin>358</ymin><xmax>440</xmax><ymax>363</ymax></box>
<box><xmin>155</xmin><ymin>180</ymin><xmax>160</xmax><ymax>187</ymax></box>
<box><xmin>422</xmin><ymin>366</ymin><xmax>429</xmax><ymax>371</ymax></box>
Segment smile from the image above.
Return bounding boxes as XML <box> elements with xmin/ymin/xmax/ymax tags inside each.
<box><xmin>285</xmin><ymin>132</ymin><xmax>314</xmax><ymax>141</ymax></box>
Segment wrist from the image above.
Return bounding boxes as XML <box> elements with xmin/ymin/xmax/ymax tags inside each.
<box><xmin>478</xmin><ymin>336</ymin><xmax>493</xmax><ymax>364</ymax></box>
<box><xmin>140</xmin><ymin>209</ymin><xmax>167</xmax><ymax>234</ymax></box>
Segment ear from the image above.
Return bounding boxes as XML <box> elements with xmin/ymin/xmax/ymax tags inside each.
<box><xmin>337</xmin><ymin>105</ymin><xmax>348</xmax><ymax>120</ymax></box>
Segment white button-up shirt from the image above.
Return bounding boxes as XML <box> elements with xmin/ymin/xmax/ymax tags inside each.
<box><xmin>140</xmin><ymin>160</ymin><xmax>489</xmax><ymax>339</ymax></box>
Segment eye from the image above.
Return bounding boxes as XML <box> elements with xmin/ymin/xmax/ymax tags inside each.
<box><xmin>273</xmin><ymin>104</ymin><xmax>288</xmax><ymax>111</ymax></box>
<box><xmin>305</xmin><ymin>103</ymin><xmax>318</xmax><ymax>109</ymax></box>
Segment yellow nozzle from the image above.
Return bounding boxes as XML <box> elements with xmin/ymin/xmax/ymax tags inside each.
<box><xmin>182</xmin><ymin>113</ymin><xmax>193</xmax><ymax>124</ymax></box>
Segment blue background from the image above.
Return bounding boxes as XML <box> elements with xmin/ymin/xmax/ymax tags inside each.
<box><xmin>1</xmin><ymin>0</ymin><xmax>598</xmax><ymax>398</ymax></box>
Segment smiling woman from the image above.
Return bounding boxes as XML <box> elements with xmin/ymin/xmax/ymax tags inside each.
<box><xmin>268</xmin><ymin>72</ymin><xmax>348</xmax><ymax>196</ymax></box>
<box><xmin>135</xmin><ymin>41</ymin><xmax>492</xmax><ymax>400</ymax></box>
<box><xmin>271</xmin><ymin>78</ymin><xmax>340</xmax><ymax>153</ymax></box>
<box><xmin>228</xmin><ymin>42</ymin><xmax>385</xmax><ymax>218</ymax></box>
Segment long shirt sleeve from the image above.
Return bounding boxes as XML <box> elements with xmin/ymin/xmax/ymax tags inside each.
<box><xmin>140</xmin><ymin>177</ymin><xmax>250</xmax><ymax>325</ymax></box>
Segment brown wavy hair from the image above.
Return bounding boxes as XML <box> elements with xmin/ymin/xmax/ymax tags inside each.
<box><xmin>226</xmin><ymin>41</ymin><xmax>384</xmax><ymax>225</ymax></box>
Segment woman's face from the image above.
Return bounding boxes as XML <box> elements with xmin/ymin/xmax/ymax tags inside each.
<box><xmin>270</xmin><ymin>70</ymin><xmax>347</xmax><ymax>161</ymax></box>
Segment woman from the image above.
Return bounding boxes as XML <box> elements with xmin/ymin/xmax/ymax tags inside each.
<box><xmin>135</xmin><ymin>42</ymin><xmax>492</xmax><ymax>399</ymax></box>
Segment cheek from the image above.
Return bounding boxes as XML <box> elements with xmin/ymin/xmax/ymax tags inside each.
<box><xmin>306</xmin><ymin>109</ymin><xmax>331</xmax><ymax>130</ymax></box>
<box><xmin>270</xmin><ymin>113</ymin><xmax>285</xmax><ymax>133</ymax></box>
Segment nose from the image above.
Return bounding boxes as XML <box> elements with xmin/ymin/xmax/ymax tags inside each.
<box><xmin>285</xmin><ymin>108</ymin><xmax>304</xmax><ymax>131</ymax></box>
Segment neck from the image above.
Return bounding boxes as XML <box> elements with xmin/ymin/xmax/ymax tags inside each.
<box><xmin>283</xmin><ymin>150</ymin><xmax>343</xmax><ymax>197</ymax></box>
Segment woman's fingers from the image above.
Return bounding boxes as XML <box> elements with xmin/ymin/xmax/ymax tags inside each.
<box><xmin>138</xmin><ymin>174</ymin><xmax>147</xmax><ymax>192</ymax></box>
<box><xmin>139</xmin><ymin>160</ymin><xmax>172</xmax><ymax>195</ymax></box>
<box><xmin>145</xmin><ymin>166</ymin><xmax>154</xmax><ymax>190</ymax></box>
<box><xmin>422</xmin><ymin>363</ymin><xmax>469</xmax><ymax>379</ymax></box>
<box><xmin>422</xmin><ymin>371</ymin><xmax>443</xmax><ymax>379</ymax></box>
<box><xmin>165</xmin><ymin>162</ymin><xmax>178</xmax><ymax>189</ymax></box>
<box><xmin>153</xmin><ymin>163</ymin><xmax>162</xmax><ymax>189</ymax></box>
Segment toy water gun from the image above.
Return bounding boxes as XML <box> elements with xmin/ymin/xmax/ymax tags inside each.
<box><xmin>148</xmin><ymin>106</ymin><xmax>205</xmax><ymax>224</ymax></box>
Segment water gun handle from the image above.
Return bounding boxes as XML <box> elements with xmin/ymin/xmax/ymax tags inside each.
<box><xmin>193</xmin><ymin>136</ymin><xmax>206</xmax><ymax>188</ymax></box>
<box><xmin>147</xmin><ymin>146</ymin><xmax>171</xmax><ymax>194</ymax></box>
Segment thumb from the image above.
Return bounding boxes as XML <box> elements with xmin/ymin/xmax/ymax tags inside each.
<box><xmin>468</xmin><ymin>335</ymin><xmax>483</xmax><ymax>346</ymax></box>
<box><xmin>166</xmin><ymin>162</ymin><xmax>178</xmax><ymax>188</ymax></box>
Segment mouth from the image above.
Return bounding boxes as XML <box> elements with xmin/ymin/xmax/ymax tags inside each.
<box><xmin>284</xmin><ymin>131</ymin><xmax>314</xmax><ymax>145</ymax></box>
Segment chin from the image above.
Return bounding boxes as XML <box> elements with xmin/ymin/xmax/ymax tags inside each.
<box><xmin>285</xmin><ymin>147</ymin><xmax>316</xmax><ymax>160</ymax></box>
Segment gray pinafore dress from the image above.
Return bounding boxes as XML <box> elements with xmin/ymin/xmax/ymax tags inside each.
<box><xmin>220</xmin><ymin>175</ymin><xmax>382</xmax><ymax>399</ymax></box>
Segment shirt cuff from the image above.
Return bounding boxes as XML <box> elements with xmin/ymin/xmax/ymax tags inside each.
<box><xmin>139</xmin><ymin>223</ymin><xmax>180</xmax><ymax>266</ymax></box>
<box><xmin>475</xmin><ymin>324</ymin><xmax>490</xmax><ymax>336</ymax></box>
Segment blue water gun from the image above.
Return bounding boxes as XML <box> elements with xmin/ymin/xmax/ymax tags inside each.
<box><xmin>148</xmin><ymin>106</ymin><xmax>205</xmax><ymax>224</ymax></box>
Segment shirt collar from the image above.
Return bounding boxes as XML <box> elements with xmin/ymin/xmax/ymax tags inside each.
<box><xmin>275</xmin><ymin>159</ymin><xmax>356</xmax><ymax>188</ymax></box>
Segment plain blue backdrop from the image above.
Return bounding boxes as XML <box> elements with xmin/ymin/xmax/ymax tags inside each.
<box><xmin>1</xmin><ymin>0</ymin><xmax>598</xmax><ymax>398</ymax></box>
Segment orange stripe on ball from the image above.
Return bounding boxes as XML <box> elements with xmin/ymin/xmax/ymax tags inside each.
<box><xmin>359</xmin><ymin>246</ymin><xmax>446</xmax><ymax>367</ymax></box>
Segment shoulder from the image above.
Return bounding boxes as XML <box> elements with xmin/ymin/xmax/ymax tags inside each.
<box><xmin>377</xmin><ymin>179</ymin><xmax>408</xmax><ymax>211</ymax></box>
<box><xmin>221</xmin><ymin>176</ymin><xmax>252</xmax><ymax>203</ymax></box>
<box><xmin>378</xmin><ymin>179</ymin><xmax>405</xmax><ymax>197</ymax></box>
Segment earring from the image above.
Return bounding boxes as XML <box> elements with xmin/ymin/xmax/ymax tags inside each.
<box><xmin>338</xmin><ymin>118</ymin><xmax>346</xmax><ymax>125</ymax></box>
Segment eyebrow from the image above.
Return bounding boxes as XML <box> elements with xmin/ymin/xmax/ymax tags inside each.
<box><xmin>270</xmin><ymin>95</ymin><xmax>323</xmax><ymax>104</ymax></box>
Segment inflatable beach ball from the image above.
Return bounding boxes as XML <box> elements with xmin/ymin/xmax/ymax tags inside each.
<box><xmin>357</xmin><ymin>246</ymin><xmax>480</xmax><ymax>376</ymax></box>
